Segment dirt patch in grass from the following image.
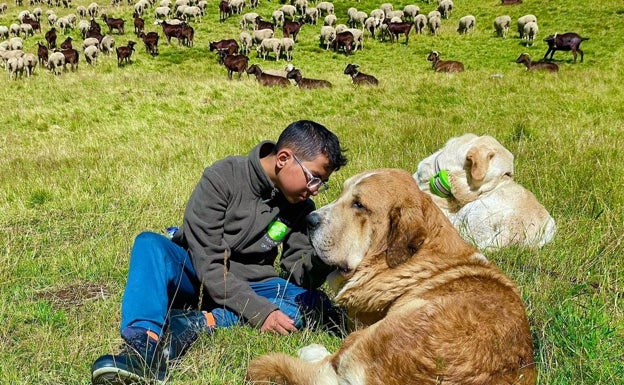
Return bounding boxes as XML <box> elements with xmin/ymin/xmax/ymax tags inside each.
<box><xmin>35</xmin><ymin>282</ymin><xmax>111</xmax><ymax>310</ymax></box>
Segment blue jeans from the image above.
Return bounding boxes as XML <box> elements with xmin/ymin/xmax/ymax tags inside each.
<box><xmin>121</xmin><ymin>232</ymin><xmax>336</xmax><ymax>336</ymax></box>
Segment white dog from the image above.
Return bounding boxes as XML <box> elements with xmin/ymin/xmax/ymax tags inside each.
<box><xmin>414</xmin><ymin>133</ymin><xmax>556</xmax><ymax>250</ymax></box>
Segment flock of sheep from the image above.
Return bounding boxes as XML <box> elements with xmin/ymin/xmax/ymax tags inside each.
<box><xmin>0</xmin><ymin>0</ymin><xmax>588</xmax><ymax>81</ymax></box>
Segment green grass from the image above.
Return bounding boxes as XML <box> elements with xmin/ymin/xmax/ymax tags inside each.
<box><xmin>1</xmin><ymin>0</ymin><xmax>623</xmax><ymax>383</ymax></box>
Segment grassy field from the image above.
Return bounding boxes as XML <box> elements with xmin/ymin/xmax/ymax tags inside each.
<box><xmin>1</xmin><ymin>0</ymin><xmax>623</xmax><ymax>383</ymax></box>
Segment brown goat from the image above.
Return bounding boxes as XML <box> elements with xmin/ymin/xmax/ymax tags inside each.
<box><xmin>158</xmin><ymin>19</ymin><xmax>184</xmax><ymax>44</ymax></box>
<box><xmin>60</xmin><ymin>48</ymin><xmax>79</xmax><ymax>71</ymax></box>
<box><xmin>516</xmin><ymin>53</ymin><xmax>558</xmax><ymax>72</ymax></box>
<box><xmin>102</xmin><ymin>14</ymin><xmax>125</xmax><ymax>34</ymax></box>
<box><xmin>219</xmin><ymin>0</ymin><xmax>231</xmax><ymax>23</ymax></box>
<box><xmin>283</xmin><ymin>20</ymin><xmax>304</xmax><ymax>41</ymax></box>
<box><xmin>427</xmin><ymin>51</ymin><xmax>464</xmax><ymax>73</ymax></box>
<box><xmin>37</xmin><ymin>41</ymin><xmax>48</xmax><ymax>66</ymax></box>
<box><xmin>388</xmin><ymin>21</ymin><xmax>413</xmax><ymax>44</ymax></box>
<box><xmin>255</xmin><ymin>17</ymin><xmax>274</xmax><ymax>31</ymax></box>
<box><xmin>286</xmin><ymin>68</ymin><xmax>332</xmax><ymax>89</ymax></box>
<box><xmin>210</xmin><ymin>39</ymin><xmax>239</xmax><ymax>56</ymax></box>
<box><xmin>116</xmin><ymin>40</ymin><xmax>136</xmax><ymax>66</ymax></box>
<box><xmin>45</xmin><ymin>27</ymin><xmax>57</xmax><ymax>49</ymax></box>
<box><xmin>343</xmin><ymin>63</ymin><xmax>379</xmax><ymax>86</ymax></box>
<box><xmin>178</xmin><ymin>24</ymin><xmax>194</xmax><ymax>47</ymax></box>
<box><xmin>543</xmin><ymin>32</ymin><xmax>588</xmax><ymax>63</ymax></box>
<box><xmin>247</xmin><ymin>64</ymin><xmax>291</xmax><ymax>87</ymax></box>
<box><xmin>139</xmin><ymin>31</ymin><xmax>159</xmax><ymax>55</ymax></box>
<box><xmin>332</xmin><ymin>31</ymin><xmax>354</xmax><ymax>55</ymax></box>
<box><xmin>218</xmin><ymin>50</ymin><xmax>249</xmax><ymax>80</ymax></box>
<box><xmin>60</xmin><ymin>36</ymin><xmax>73</xmax><ymax>50</ymax></box>
<box><xmin>133</xmin><ymin>15</ymin><xmax>144</xmax><ymax>35</ymax></box>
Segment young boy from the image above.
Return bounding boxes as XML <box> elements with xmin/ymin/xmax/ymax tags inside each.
<box><xmin>91</xmin><ymin>120</ymin><xmax>348</xmax><ymax>384</ymax></box>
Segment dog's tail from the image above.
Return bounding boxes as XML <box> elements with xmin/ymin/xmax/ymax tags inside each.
<box><xmin>246</xmin><ymin>352</ymin><xmax>330</xmax><ymax>385</ymax></box>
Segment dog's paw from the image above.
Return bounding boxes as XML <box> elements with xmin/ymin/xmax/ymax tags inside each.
<box><xmin>297</xmin><ymin>343</ymin><xmax>330</xmax><ymax>362</ymax></box>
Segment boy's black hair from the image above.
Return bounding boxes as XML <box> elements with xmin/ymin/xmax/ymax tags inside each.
<box><xmin>275</xmin><ymin>120</ymin><xmax>348</xmax><ymax>171</ymax></box>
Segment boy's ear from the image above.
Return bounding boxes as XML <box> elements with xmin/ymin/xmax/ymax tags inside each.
<box><xmin>275</xmin><ymin>149</ymin><xmax>292</xmax><ymax>169</ymax></box>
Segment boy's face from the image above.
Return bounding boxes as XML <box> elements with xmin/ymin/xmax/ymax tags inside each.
<box><xmin>278</xmin><ymin>150</ymin><xmax>332</xmax><ymax>203</ymax></box>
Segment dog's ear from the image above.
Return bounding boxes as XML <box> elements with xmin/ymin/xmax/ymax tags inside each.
<box><xmin>466</xmin><ymin>147</ymin><xmax>495</xmax><ymax>182</ymax></box>
<box><xmin>386</xmin><ymin>205</ymin><xmax>426</xmax><ymax>268</ymax></box>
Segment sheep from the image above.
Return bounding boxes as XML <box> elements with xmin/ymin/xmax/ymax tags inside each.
<box><xmin>0</xmin><ymin>25</ymin><xmax>8</xmax><ymax>39</ymax></box>
<box><xmin>517</xmin><ymin>14</ymin><xmax>536</xmax><ymax>39</ymax></box>
<box><xmin>47</xmin><ymin>50</ymin><xmax>65</xmax><ymax>74</ymax></box>
<box><xmin>160</xmin><ymin>0</ymin><xmax>172</xmax><ymax>7</ymax></box>
<box><xmin>217</xmin><ymin>50</ymin><xmax>248</xmax><ymax>79</ymax></box>
<box><xmin>257</xmin><ymin>37</ymin><xmax>281</xmax><ymax>61</ymax></box>
<box><xmin>99</xmin><ymin>35</ymin><xmax>115</xmax><ymax>54</ymax></box>
<box><xmin>19</xmin><ymin>23</ymin><xmax>34</xmax><ymax>38</ymax></box>
<box><xmin>324</xmin><ymin>14</ymin><xmax>336</xmax><ymax>27</ymax></box>
<box><xmin>77</xmin><ymin>5</ymin><xmax>88</xmax><ymax>19</ymax></box>
<box><xmin>255</xmin><ymin>63</ymin><xmax>291</xmax><ymax>78</ymax></box>
<box><xmin>319</xmin><ymin>25</ymin><xmax>335</xmax><ymax>50</ymax></box>
<box><xmin>47</xmin><ymin>13</ymin><xmax>57</xmax><ymax>27</ymax></box>
<box><xmin>543</xmin><ymin>32</ymin><xmax>589</xmax><ymax>63</ymax></box>
<box><xmin>457</xmin><ymin>15</ymin><xmax>476</xmax><ymax>34</ymax></box>
<box><xmin>0</xmin><ymin>49</ymin><xmax>24</xmax><ymax>69</ymax></box>
<box><xmin>10</xmin><ymin>37</ymin><xmax>23</xmax><ymax>50</ymax></box>
<box><xmin>7</xmin><ymin>56</ymin><xmax>24</xmax><ymax>79</ymax></box>
<box><xmin>272</xmin><ymin>10</ymin><xmax>284</xmax><ymax>28</ymax></box>
<box><xmin>343</xmin><ymin>63</ymin><xmax>378</xmax><ymax>86</ymax></box>
<box><xmin>437</xmin><ymin>0</ymin><xmax>453</xmax><ymax>19</ymax></box>
<box><xmin>428</xmin><ymin>10</ymin><xmax>441</xmax><ymax>20</ymax></box>
<box><xmin>22</xmin><ymin>52</ymin><xmax>36</xmax><ymax>76</ymax></box>
<box><xmin>197</xmin><ymin>0</ymin><xmax>208</xmax><ymax>13</ymax></box>
<box><xmin>279</xmin><ymin>5</ymin><xmax>296</xmax><ymax>21</ymax></box>
<box><xmin>351</xmin><ymin>11</ymin><xmax>367</xmax><ymax>29</ymax></box>
<box><xmin>228</xmin><ymin>0</ymin><xmax>245</xmax><ymax>15</ymax></box>
<box><xmin>427</xmin><ymin>51</ymin><xmax>464</xmax><ymax>73</ymax></box>
<box><xmin>387</xmin><ymin>10</ymin><xmax>404</xmax><ymax>21</ymax></box>
<box><xmin>293</xmin><ymin>0</ymin><xmax>307</xmax><ymax>16</ymax></box>
<box><xmin>36</xmin><ymin>41</ymin><xmax>48</xmax><ymax>65</ymax></box>
<box><xmin>280</xmin><ymin>37</ymin><xmax>294</xmax><ymax>61</ymax></box>
<box><xmin>139</xmin><ymin>31</ymin><xmax>159</xmax><ymax>55</ymax></box>
<box><xmin>239</xmin><ymin>12</ymin><xmax>258</xmax><ymax>29</ymax></box>
<box><xmin>251</xmin><ymin>28</ymin><xmax>274</xmax><ymax>47</ymax></box>
<box><xmin>154</xmin><ymin>6</ymin><xmax>170</xmax><ymax>19</ymax></box>
<box><xmin>388</xmin><ymin>21</ymin><xmax>412</xmax><ymax>44</ymax></box>
<box><xmin>363</xmin><ymin>16</ymin><xmax>379</xmax><ymax>39</ymax></box>
<box><xmin>428</xmin><ymin>15</ymin><xmax>441</xmax><ymax>35</ymax></box>
<box><xmin>56</xmin><ymin>17</ymin><xmax>72</xmax><ymax>33</ymax></box>
<box><xmin>246</xmin><ymin>63</ymin><xmax>291</xmax><ymax>87</ymax></box>
<box><xmin>134</xmin><ymin>0</ymin><xmax>149</xmax><ymax>16</ymax></box>
<box><xmin>304</xmin><ymin>7</ymin><xmax>319</xmax><ymax>25</ymax></box>
<box><xmin>380</xmin><ymin>3</ymin><xmax>393</xmax><ymax>18</ymax></box>
<box><xmin>515</xmin><ymin>53</ymin><xmax>558</xmax><ymax>72</ymax></box>
<box><xmin>0</xmin><ymin>2</ymin><xmax>6</xmax><ymax>13</ymax></box>
<box><xmin>414</xmin><ymin>14</ymin><xmax>427</xmax><ymax>34</ymax></box>
<box><xmin>346</xmin><ymin>7</ymin><xmax>358</xmax><ymax>26</ymax></box>
<box><xmin>32</xmin><ymin>7</ymin><xmax>43</xmax><ymax>21</ymax></box>
<box><xmin>316</xmin><ymin>1</ymin><xmax>334</xmax><ymax>16</ymax></box>
<box><xmin>182</xmin><ymin>6</ymin><xmax>202</xmax><ymax>23</ymax></box>
<box><xmin>84</xmin><ymin>44</ymin><xmax>99</xmax><ymax>64</ymax></box>
<box><xmin>18</xmin><ymin>10</ymin><xmax>31</xmax><ymax>23</ymax></box>
<box><xmin>403</xmin><ymin>5</ymin><xmax>419</xmax><ymax>21</ymax></box>
<box><xmin>248</xmin><ymin>0</ymin><xmax>258</xmax><ymax>8</ymax></box>
<box><xmin>88</xmin><ymin>2</ymin><xmax>99</xmax><ymax>18</ymax></box>
<box><xmin>210</xmin><ymin>38</ymin><xmax>239</xmax><ymax>55</ymax></box>
<box><xmin>335</xmin><ymin>24</ymin><xmax>348</xmax><ymax>34</ymax></box>
<box><xmin>9</xmin><ymin>23</ymin><xmax>21</xmax><ymax>37</ymax></box>
<box><xmin>22</xmin><ymin>17</ymin><xmax>41</xmax><ymax>33</ymax></box>
<box><xmin>493</xmin><ymin>15</ymin><xmax>511</xmax><ymax>39</ymax></box>
<box><xmin>523</xmin><ymin>21</ymin><xmax>538</xmax><ymax>47</ymax></box>
<box><xmin>370</xmin><ymin>9</ymin><xmax>385</xmax><ymax>23</ymax></box>
<box><xmin>282</xmin><ymin>20</ymin><xmax>304</xmax><ymax>42</ymax></box>
<box><xmin>332</xmin><ymin>30</ymin><xmax>353</xmax><ymax>55</ymax></box>
<box><xmin>78</xmin><ymin>19</ymin><xmax>91</xmax><ymax>38</ymax></box>
<box><xmin>102</xmin><ymin>14</ymin><xmax>125</xmax><ymax>34</ymax></box>
<box><xmin>286</xmin><ymin>67</ymin><xmax>331</xmax><ymax>89</ymax></box>
<box><xmin>346</xmin><ymin>28</ymin><xmax>364</xmax><ymax>51</ymax></box>
<box><xmin>115</xmin><ymin>40</ymin><xmax>135</xmax><ymax>66</ymax></box>
<box><xmin>239</xmin><ymin>31</ymin><xmax>252</xmax><ymax>55</ymax></box>
<box><xmin>82</xmin><ymin>37</ymin><xmax>100</xmax><ymax>50</ymax></box>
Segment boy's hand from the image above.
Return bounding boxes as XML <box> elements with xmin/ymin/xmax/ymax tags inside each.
<box><xmin>261</xmin><ymin>310</ymin><xmax>298</xmax><ymax>335</ymax></box>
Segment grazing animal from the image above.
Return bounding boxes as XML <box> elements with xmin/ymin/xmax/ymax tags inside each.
<box><xmin>60</xmin><ymin>36</ymin><xmax>73</xmax><ymax>50</ymax></box>
<box><xmin>427</xmin><ymin>51</ymin><xmax>464</xmax><ymax>73</ymax></box>
<box><xmin>343</xmin><ymin>63</ymin><xmax>378</xmax><ymax>85</ymax></box>
<box><xmin>388</xmin><ymin>21</ymin><xmax>412</xmax><ymax>43</ymax></box>
<box><xmin>37</xmin><ymin>41</ymin><xmax>48</xmax><ymax>65</ymax></box>
<box><xmin>45</xmin><ymin>27</ymin><xmax>57</xmax><ymax>48</ymax></box>
<box><xmin>139</xmin><ymin>31</ymin><xmax>159</xmax><ymax>55</ymax></box>
<box><xmin>332</xmin><ymin>31</ymin><xmax>354</xmax><ymax>55</ymax></box>
<box><xmin>84</xmin><ymin>44</ymin><xmax>99</xmax><ymax>64</ymax></box>
<box><xmin>116</xmin><ymin>40</ymin><xmax>136</xmax><ymax>66</ymax></box>
<box><xmin>286</xmin><ymin>68</ymin><xmax>332</xmax><ymax>89</ymax></box>
<box><xmin>523</xmin><ymin>21</ymin><xmax>538</xmax><ymax>46</ymax></box>
<box><xmin>255</xmin><ymin>17</ymin><xmax>274</xmax><ymax>31</ymax></box>
<box><xmin>282</xmin><ymin>20</ymin><xmax>304</xmax><ymax>42</ymax></box>
<box><xmin>102</xmin><ymin>14</ymin><xmax>125</xmax><ymax>34</ymax></box>
<box><xmin>219</xmin><ymin>0</ymin><xmax>231</xmax><ymax>23</ymax></box>
<box><xmin>134</xmin><ymin>15</ymin><xmax>144</xmax><ymax>35</ymax></box>
<box><xmin>218</xmin><ymin>50</ymin><xmax>248</xmax><ymax>80</ymax></box>
<box><xmin>457</xmin><ymin>15</ymin><xmax>476</xmax><ymax>34</ymax></box>
<box><xmin>414</xmin><ymin>134</ymin><xmax>556</xmax><ymax>250</ymax></box>
<box><xmin>517</xmin><ymin>14</ymin><xmax>536</xmax><ymax>39</ymax></box>
<box><xmin>247</xmin><ymin>63</ymin><xmax>291</xmax><ymax>87</ymax></box>
<box><xmin>210</xmin><ymin>39</ymin><xmax>239</xmax><ymax>56</ymax></box>
<box><xmin>515</xmin><ymin>53</ymin><xmax>558</xmax><ymax>72</ymax></box>
<box><xmin>246</xmin><ymin>168</ymin><xmax>537</xmax><ymax>385</ymax></box>
<box><xmin>157</xmin><ymin>19</ymin><xmax>184</xmax><ymax>44</ymax></box>
<box><xmin>543</xmin><ymin>32</ymin><xmax>588</xmax><ymax>63</ymax></box>
<box><xmin>493</xmin><ymin>15</ymin><xmax>511</xmax><ymax>39</ymax></box>
<box><xmin>61</xmin><ymin>47</ymin><xmax>79</xmax><ymax>71</ymax></box>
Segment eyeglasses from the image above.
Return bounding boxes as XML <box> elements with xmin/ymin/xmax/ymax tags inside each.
<box><xmin>293</xmin><ymin>155</ymin><xmax>329</xmax><ymax>193</ymax></box>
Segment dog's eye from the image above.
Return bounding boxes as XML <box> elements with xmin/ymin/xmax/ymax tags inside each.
<box><xmin>352</xmin><ymin>201</ymin><xmax>366</xmax><ymax>210</ymax></box>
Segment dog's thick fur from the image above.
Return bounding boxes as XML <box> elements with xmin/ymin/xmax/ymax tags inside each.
<box><xmin>414</xmin><ymin>133</ymin><xmax>556</xmax><ymax>250</ymax></box>
<box><xmin>246</xmin><ymin>169</ymin><xmax>536</xmax><ymax>385</ymax></box>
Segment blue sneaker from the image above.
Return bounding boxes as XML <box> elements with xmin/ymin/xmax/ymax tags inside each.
<box><xmin>91</xmin><ymin>327</ymin><xmax>168</xmax><ymax>385</ymax></box>
<box><xmin>164</xmin><ymin>309</ymin><xmax>214</xmax><ymax>362</ymax></box>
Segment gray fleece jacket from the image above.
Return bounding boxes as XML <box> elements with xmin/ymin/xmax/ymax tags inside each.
<box><xmin>172</xmin><ymin>141</ymin><xmax>332</xmax><ymax>327</ymax></box>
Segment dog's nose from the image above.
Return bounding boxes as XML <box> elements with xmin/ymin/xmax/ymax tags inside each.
<box><xmin>306</xmin><ymin>212</ymin><xmax>321</xmax><ymax>230</ymax></box>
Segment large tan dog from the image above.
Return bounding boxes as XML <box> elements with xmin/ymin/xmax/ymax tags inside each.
<box><xmin>246</xmin><ymin>169</ymin><xmax>536</xmax><ymax>385</ymax></box>
<box><xmin>414</xmin><ymin>133</ymin><xmax>556</xmax><ymax>250</ymax></box>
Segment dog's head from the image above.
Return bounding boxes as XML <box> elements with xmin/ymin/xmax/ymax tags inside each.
<box><xmin>307</xmin><ymin>169</ymin><xmax>473</xmax><ymax>300</ymax></box>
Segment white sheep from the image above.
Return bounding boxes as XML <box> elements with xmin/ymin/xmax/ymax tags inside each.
<box><xmin>183</xmin><ymin>6</ymin><xmax>202</xmax><ymax>22</ymax></box>
<box><xmin>279</xmin><ymin>5</ymin><xmax>296</xmax><ymax>20</ymax></box>
<box><xmin>18</xmin><ymin>10</ymin><xmax>31</xmax><ymax>23</ymax></box>
<box><xmin>175</xmin><ymin>5</ymin><xmax>188</xmax><ymax>19</ymax></box>
<box><xmin>493</xmin><ymin>15</ymin><xmax>511</xmax><ymax>39</ymax></box>
<box><xmin>99</xmin><ymin>35</ymin><xmax>115</xmax><ymax>55</ymax></box>
<box><xmin>428</xmin><ymin>10</ymin><xmax>441</xmax><ymax>20</ymax></box>
<box><xmin>239</xmin><ymin>12</ymin><xmax>258</xmax><ymax>29</ymax></box>
<box><xmin>294</xmin><ymin>0</ymin><xmax>307</xmax><ymax>16</ymax></box>
<box><xmin>387</xmin><ymin>10</ymin><xmax>404</xmax><ymax>21</ymax></box>
<box><xmin>390</xmin><ymin>16</ymin><xmax>403</xmax><ymax>23</ymax></box>
<box><xmin>523</xmin><ymin>21</ymin><xmax>538</xmax><ymax>46</ymax></box>
<box><xmin>380</xmin><ymin>3</ymin><xmax>393</xmax><ymax>18</ymax></box>
<box><xmin>7</xmin><ymin>56</ymin><xmax>24</xmax><ymax>79</ymax></box>
<box><xmin>19</xmin><ymin>23</ymin><xmax>34</xmax><ymax>38</ymax></box>
<box><xmin>428</xmin><ymin>15</ymin><xmax>441</xmax><ymax>35</ymax></box>
<box><xmin>160</xmin><ymin>0</ymin><xmax>172</xmax><ymax>7</ymax></box>
<box><xmin>0</xmin><ymin>25</ymin><xmax>9</xmax><ymax>39</ymax></box>
<box><xmin>316</xmin><ymin>1</ymin><xmax>334</xmax><ymax>16</ymax></box>
<box><xmin>363</xmin><ymin>16</ymin><xmax>379</xmax><ymax>38</ymax></box>
<box><xmin>47</xmin><ymin>50</ymin><xmax>65</xmax><ymax>75</ymax></box>
<box><xmin>228</xmin><ymin>0</ymin><xmax>245</xmax><ymax>14</ymax></box>
<box><xmin>78</xmin><ymin>19</ymin><xmax>90</xmax><ymax>38</ymax></box>
<box><xmin>352</xmin><ymin>11</ymin><xmax>367</xmax><ymax>29</ymax></box>
<box><xmin>239</xmin><ymin>30</ymin><xmax>252</xmax><ymax>55</ymax></box>
<box><xmin>403</xmin><ymin>5</ymin><xmax>419</xmax><ymax>21</ymax></box>
<box><xmin>370</xmin><ymin>9</ymin><xmax>385</xmax><ymax>23</ymax></box>
<box><xmin>457</xmin><ymin>15</ymin><xmax>475</xmax><ymax>34</ymax></box>
<box><xmin>47</xmin><ymin>13</ymin><xmax>57</xmax><ymax>27</ymax></box>
<box><xmin>56</xmin><ymin>16</ymin><xmax>72</xmax><ymax>33</ymax></box>
<box><xmin>438</xmin><ymin>0</ymin><xmax>453</xmax><ymax>19</ymax></box>
<box><xmin>414</xmin><ymin>14</ymin><xmax>427</xmax><ymax>34</ymax></box>
<box><xmin>10</xmin><ymin>37</ymin><xmax>23</xmax><ymax>50</ymax></box>
<box><xmin>82</xmin><ymin>37</ymin><xmax>99</xmax><ymax>50</ymax></box>
<box><xmin>280</xmin><ymin>37</ymin><xmax>294</xmax><ymax>61</ymax></box>
<box><xmin>517</xmin><ymin>14</ymin><xmax>536</xmax><ymax>39</ymax></box>
<box><xmin>272</xmin><ymin>10</ymin><xmax>284</xmax><ymax>27</ymax></box>
<box><xmin>346</xmin><ymin>28</ymin><xmax>363</xmax><ymax>51</ymax></box>
<box><xmin>346</xmin><ymin>7</ymin><xmax>358</xmax><ymax>26</ymax></box>
<box><xmin>324</xmin><ymin>14</ymin><xmax>336</xmax><ymax>27</ymax></box>
<box><xmin>252</xmin><ymin>28</ymin><xmax>274</xmax><ymax>47</ymax></box>
<box><xmin>197</xmin><ymin>1</ymin><xmax>207</xmax><ymax>13</ymax></box>
<box><xmin>257</xmin><ymin>37</ymin><xmax>281</xmax><ymax>61</ymax></box>
<box><xmin>87</xmin><ymin>2</ymin><xmax>99</xmax><ymax>18</ymax></box>
<box><xmin>304</xmin><ymin>7</ymin><xmax>319</xmax><ymax>25</ymax></box>
<box><xmin>9</xmin><ymin>23</ymin><xmax>21</xmax><ymax>37</ymax></box>
<box><xmin>22</xmin><ymin>52</ymin><xmax>36</xmax><ymax>76</ymax></box>
<box><xmin>154</xmin><ymin>6</ymin><xmax>170</xmax><ymax>19</ymax></box>
<box><xmin>319</xmin><ymin>25</ymin><xmax>335</xmax><ymax>50</ymax></box>
<box><xmin>334</xmin><ymin>23</ymin><xmax>348</xmax><ymax>34</ymax></box>
<box><xmin>32</xmin><ymin>7</ymin><xmax>43</xmax><ymax>20</ymax></box>
<box><xmin>84</xmin><ymin>44</ymin><xmax>99</xmax><ymax>65</ymax></box>
<box><xmin>0</xmin><ymin>49</ymin><xmax>23</xmax><ymax>69</ymax></box>
<box><xmin>76</xmin><ymin>5</ymin><xmax>88</xmax><ymax>18</ymax></box>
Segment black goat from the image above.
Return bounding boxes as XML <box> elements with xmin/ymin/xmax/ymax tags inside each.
<box><xmin>343</xmin><ymin>63</ymin><xmax>378</xmax><ymax>86</ymax></box>
<box><xmin>543</xmin><ymin>32</ymin><xmax>589</xmax><ymax>63</ymax></box>
<box><xmin>37</xmin><ymin>41</ymin><xmax>48</xmax><ymax>66</ymax></box>
<box><xmin>60</xmin><ymin>36</ymin><xmax>73</xmax><ymax>50</ymax></box>
<box><xmin>116</xmin><ymin>40</ymin><xmax>136</xmax><ymax>66</ymax></box>
<box><xmin>45</xmin><ymin>27</ymin><xmax>57</xmax><ymax>49</ymax></box>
